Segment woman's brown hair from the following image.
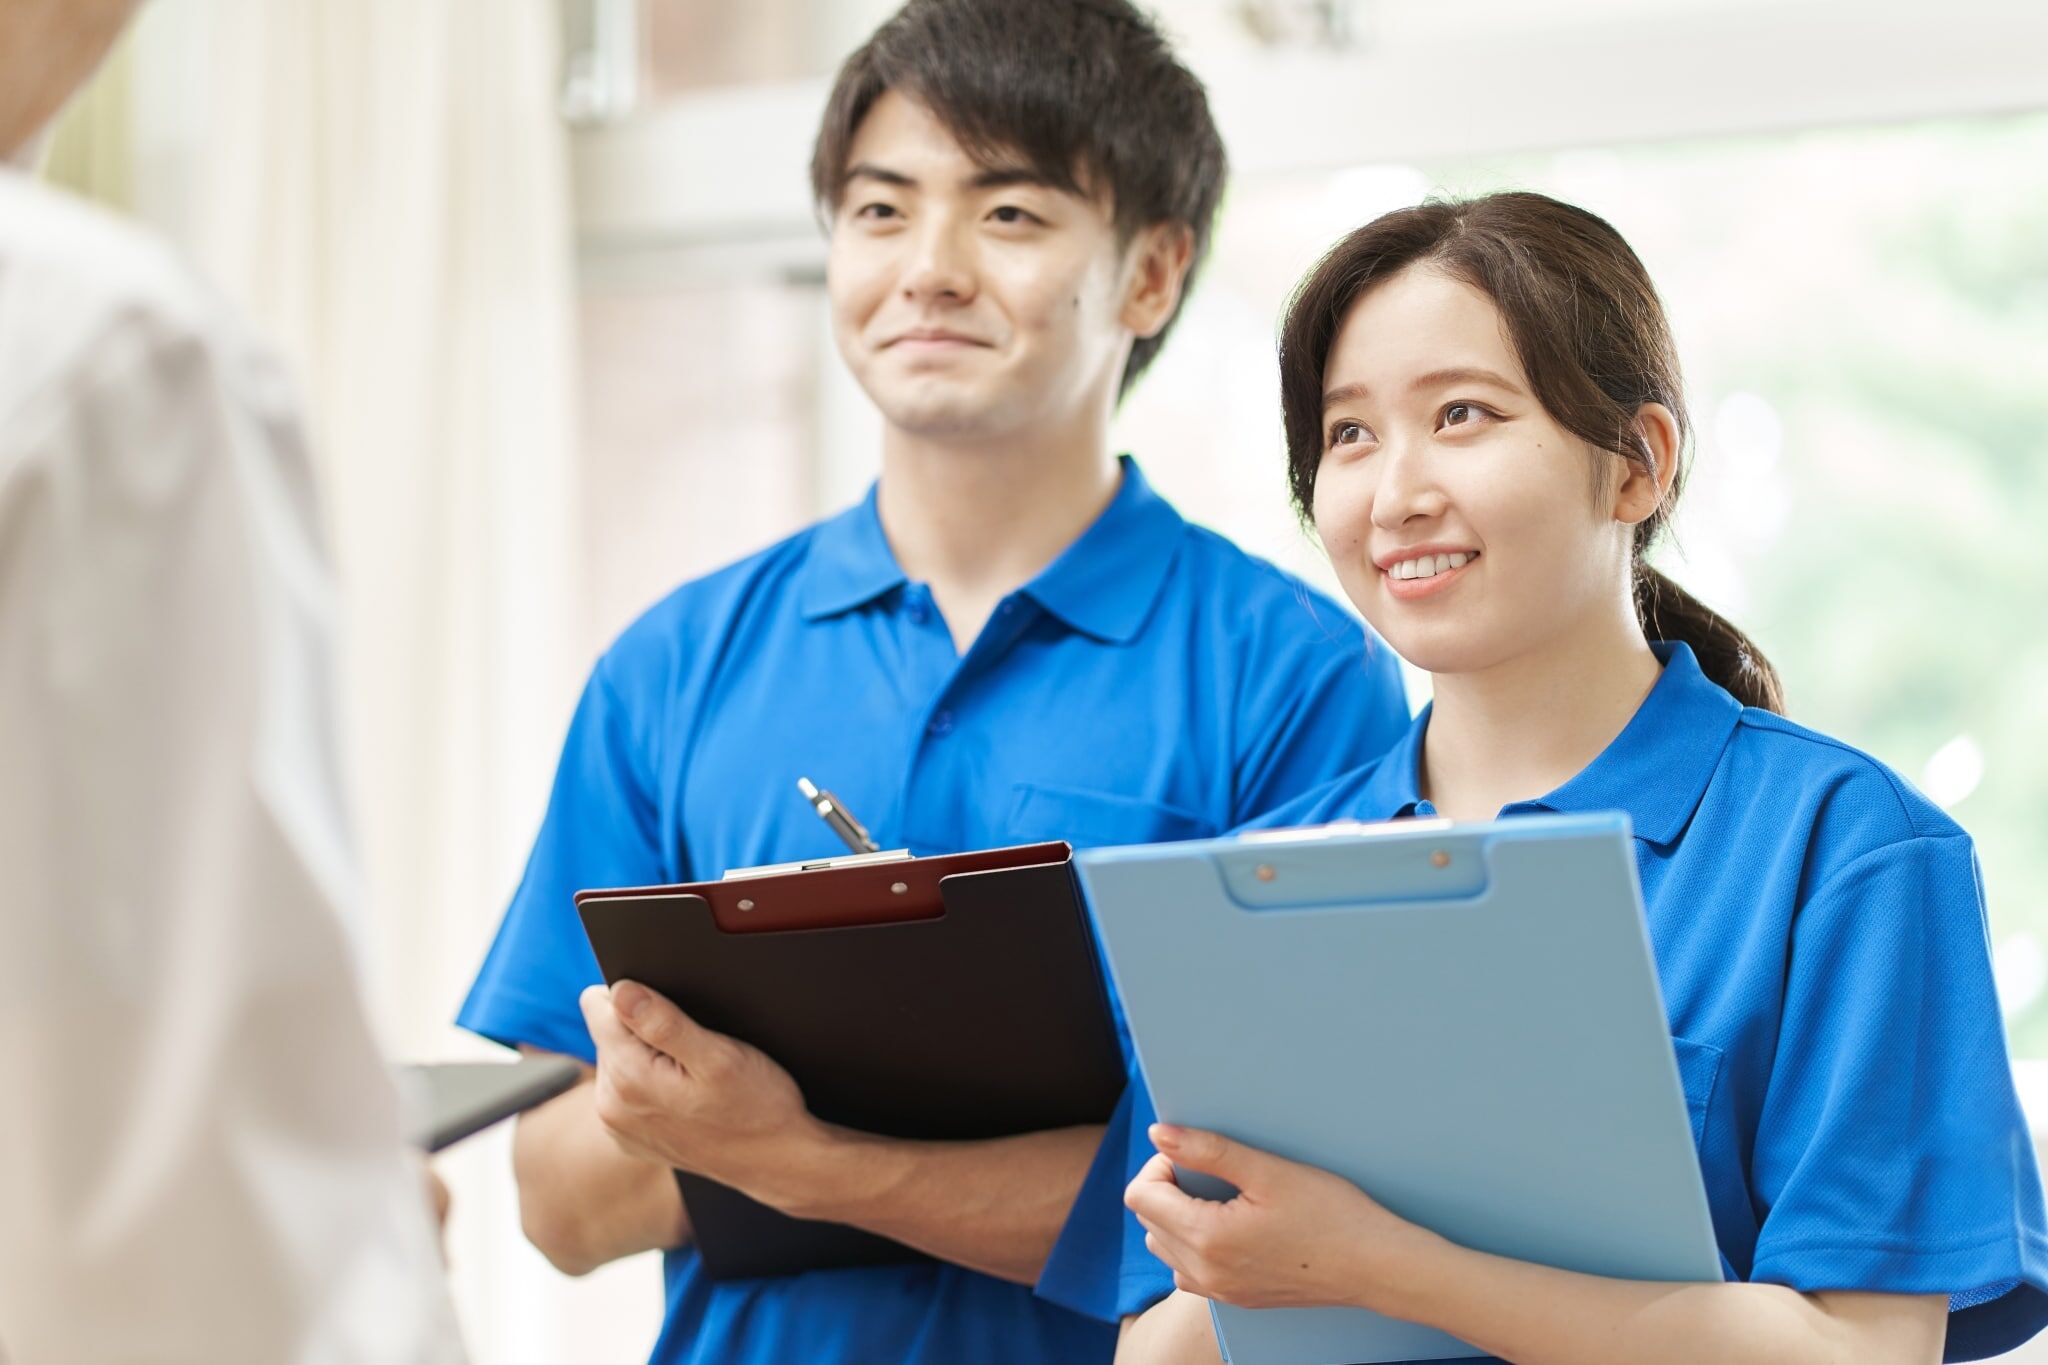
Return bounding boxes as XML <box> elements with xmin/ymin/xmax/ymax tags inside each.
<box><xmin>1278</xmin><ymin>191</ymin><xmax>1786</xmax><ymax>714</ymax></box>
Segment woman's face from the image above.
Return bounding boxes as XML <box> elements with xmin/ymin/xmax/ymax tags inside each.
<box><xmin>1310</xmin><ymin>264</ymin><xmax>1639</xmax><ymax>678</ymax></box>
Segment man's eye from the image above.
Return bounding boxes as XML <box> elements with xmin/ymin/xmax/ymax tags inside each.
<box><xmin>854</xmin><ymin>202</ymin><xmax>900</xmax><ymax>221</ymax></box>
<box><xmin>989</xmin><ymin>205</ymin><xmax>1040</xmax><ymax>225</ymax></box>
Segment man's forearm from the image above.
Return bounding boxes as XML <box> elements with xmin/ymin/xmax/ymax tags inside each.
<box><xmin>756</xmin><ymin>1123</ymin><xmax>1104</xmax><ymax>1285</ymax></box>
<box><xmin>513</xmin><ymin>1067</ymin><xmax>691</xmax><ymax>1276</ymax></box>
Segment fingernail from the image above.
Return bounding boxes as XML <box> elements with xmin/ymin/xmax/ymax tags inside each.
<box><xmin>1149</xmin><ymin>1123</ymin><xmax>1181</xmax><ymax>1151</ymax></box>
<box><xmin>612</xmin><ymin>981</ymin><xmax>648</xmax><ymax>1023</ymax></box>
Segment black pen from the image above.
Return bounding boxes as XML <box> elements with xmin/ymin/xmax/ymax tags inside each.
<box><xmin>797</xmin><ymin>777</ymin><xmax>881</xmax><ymax>854</ymax></box>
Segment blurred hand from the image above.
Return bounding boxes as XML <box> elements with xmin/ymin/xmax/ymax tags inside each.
<box><xmin>418</xmin><ymin>1155</ymin><xmax>452</xmax><ymax>1252</ymax></box>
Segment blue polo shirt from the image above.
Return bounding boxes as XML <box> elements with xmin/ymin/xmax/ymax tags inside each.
<box><xmin>458</xmin><ymin>457</ymin><xmax>1410</xmax><ymax>1365</ymax></box>
<box><xmin>1041</xmin><ymin>642</ymin><xmax>2048</xmax><ymax>1363</ymax></box>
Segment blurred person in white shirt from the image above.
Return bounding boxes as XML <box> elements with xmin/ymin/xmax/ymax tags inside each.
<box><xmin>0</xmin><ymin>2</ymin><xmax>464</xmax><ymax>1361</ymax></box>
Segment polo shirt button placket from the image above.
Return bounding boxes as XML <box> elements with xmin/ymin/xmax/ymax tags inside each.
<box><xmin>926</xmin><ymin>710</ymin><xmax>955</xmax><ymax>738</ymax></box>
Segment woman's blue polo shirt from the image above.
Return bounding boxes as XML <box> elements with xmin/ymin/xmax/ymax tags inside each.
<box><xmin>1040</xmin><ymin>642</ymin><xmax>2048</xmax><ymax>1362</ymax></box>
<box><xmin>456</xmin><ymin>458</ymin><xmax>1412</xmax><ymax>1365</ymax></box>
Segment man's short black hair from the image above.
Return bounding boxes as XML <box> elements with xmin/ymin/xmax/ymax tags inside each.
<box><xmin>810</xmin><ymin>0</ymin><xmax>1228</xmax><ymax>398</ymax></box>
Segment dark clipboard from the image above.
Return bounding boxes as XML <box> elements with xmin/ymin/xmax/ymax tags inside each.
<box><xmin>574</xmin><ymin>840</ymin><xmax>1126</xmax><ymax>1281</ymax></box>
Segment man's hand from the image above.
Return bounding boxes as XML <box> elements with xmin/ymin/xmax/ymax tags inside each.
<box><xmin>1124</xmin><ymin>1123</ymin><xmax>1440</xmax><ymax>1314</ymax></box>
<box><xmin>580</xmin><ymin>981</ymin><xmax>827</xmax><ymax>1206</ymax></box>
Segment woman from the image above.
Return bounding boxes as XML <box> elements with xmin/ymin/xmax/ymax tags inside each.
<box><xmin>1056</xmin><ymin>193</ymin><xmax>2048</xmax><ymax>1364</ymax></box>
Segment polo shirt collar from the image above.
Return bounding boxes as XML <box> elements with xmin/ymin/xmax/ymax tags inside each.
<box><xmin>1520</xmin><ymin>642</ymin><xmax>1742</xmax><ymax>845</ymax></box>
<box><xmin>1353</xmin><ymin>709</ymin><xmax>1431</xmax><ymax>820</ymax></box>
<box><xmin>1020</xmin><ymin>457</ymin><xmax>1184</xmax><ymax>643</ymax></box>
<box><xmin>799</xmin><ymin>485</ymin><xmax>906</xmax><ymax>620</ymax></box>
<box><xmin>798</xmin><ymin>455</ymin><xmax>1185</xmax><ymax>643</ymax></box>
<box><xmin>1353</xmin><ymin>641</ymin><xmax>1741</xmax><ymax>843</ymax></box>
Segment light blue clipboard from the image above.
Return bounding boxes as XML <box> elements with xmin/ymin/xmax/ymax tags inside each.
<box><xmin>1076</xmin><ymin>813</ymin><xmax>1722</xmax><ymax>1364</ymax></box>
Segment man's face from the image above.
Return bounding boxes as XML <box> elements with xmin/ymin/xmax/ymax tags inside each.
<box><xmin>825</xmin><ymin>91</ymin><xmax>1137</xmax><ymax>445</ymax></box>
<box><xmin>0</xmin><ymin>0</ymin><xmax>141</xmax><ymax>162</ymax></box>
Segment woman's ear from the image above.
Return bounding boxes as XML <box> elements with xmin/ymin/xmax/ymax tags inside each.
<box><xmin>1120</xmin><ymin>223</ymin><xmax>1195</xmax><ymax>340</ymax></box>
<box><xmin>1612</xmin><ymin>403</ymin><xmax>1681</xmax><ymax>526</ymax></box>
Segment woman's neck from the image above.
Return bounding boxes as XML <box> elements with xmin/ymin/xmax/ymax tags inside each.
<box><xmin>1419</xmin><ymin>604</ymin><xmax>1664</xmax><ymax>823</ymax></box>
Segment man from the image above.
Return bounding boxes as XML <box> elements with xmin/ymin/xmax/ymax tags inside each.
<box><xmin>0</xmin><ymin>2</ymin><xmax>461</xmax><ymax>1360</ymax></box>
<box><xmin>457</xmin><ymin>1</ymin><xmax>1411</xmax><ymax>1361</ymax></box>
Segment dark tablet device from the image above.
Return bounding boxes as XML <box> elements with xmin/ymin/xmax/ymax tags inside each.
<box><xmin>575</xmin><ymin>841</ymin><xmax>1126</xmax><ymax>1280</ymax></box>
<box><xmin>401</xmin><ymin>1056</ymin><xmax>583</xmax><ymax>1153</ymax></box>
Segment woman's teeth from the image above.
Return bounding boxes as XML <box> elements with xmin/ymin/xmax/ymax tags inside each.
<box><xmin>1389</xmin><ymin>552</ymin><xmax>1473</xmax><ymax>581</ymax></box>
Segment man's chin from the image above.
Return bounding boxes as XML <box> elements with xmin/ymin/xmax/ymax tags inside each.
<box><xmin>872</xmin><ymin>393</ymin><xmax>1018</xmax><ymax>445</ymax></box>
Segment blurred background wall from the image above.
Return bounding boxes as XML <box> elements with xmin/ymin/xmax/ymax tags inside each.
<box><xmin>38</xmin><ymin>0</ymin><xmax>2048</xmax><ymax>1359</ymax></box>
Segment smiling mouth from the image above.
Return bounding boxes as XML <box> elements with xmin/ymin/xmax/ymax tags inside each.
<box><xmin>1384</xmin><ymin>551</ymin><xmax>1477</xmax><ymax>582</ymax></box>
<box><xmin>886</xmin><ymin>332</ymin><xmax>990</xmax><ymax>348</ymax></box>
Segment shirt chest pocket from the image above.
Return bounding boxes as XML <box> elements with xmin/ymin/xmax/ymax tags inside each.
<box><xmin>1005</xmin><ymin>781</ymin><xmax>1218</xmax><ymax>851</ymax></box>
<box><xmin>1670</xmin><ymin>1034</ymin><xmax>1725</xmax><ymax>1151</ymax></box>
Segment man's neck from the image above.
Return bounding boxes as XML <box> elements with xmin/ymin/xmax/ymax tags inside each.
<box><xmin>1419</xmin><ymin>597</ymin><xmax>1663</xmax><ymax>822</ymax></box>
<box><xmin>874</xmin><ymin>413</ymin><xmax>1122</xmax><ymax>654</ymax></box>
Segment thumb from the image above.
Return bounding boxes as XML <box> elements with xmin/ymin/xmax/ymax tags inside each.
<box><xmin>609</xmin><ymin>981</ymin><xmax>714</xmax><ymax>1063</ymax></box>
<box><xmin>1149</xmin><ymin>1123</ymin><xmax>1265</xmax><ymax>1188</ymax></box>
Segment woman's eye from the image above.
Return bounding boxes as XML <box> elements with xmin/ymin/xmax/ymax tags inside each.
<box><xmin>1328</xmin><ymin>420</ymin><xmax>1369</xmax><ymax>449</ymax></box>
<box><xmin>1440</xmin><ymin>402</ymin><xmax>1490</xmax><ymax>429</ymax></box>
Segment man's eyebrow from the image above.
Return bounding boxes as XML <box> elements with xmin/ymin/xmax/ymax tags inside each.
<box><xmin>1321</xmin><ymin>367</ymin><xmax>1523</xmax><ymax>410</ymax></box>
<box><xmin>966</xmin><ymin>166</ymin><xmax>1062</xmax><ymax>192</ymax></box>
<box><xmin>842</xmin><ymin>162</ymin><xmax>916</xmax><ymax>189</ymax></box>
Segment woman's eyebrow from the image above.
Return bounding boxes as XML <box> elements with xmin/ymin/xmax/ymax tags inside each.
<box><xmin>1322</xmin><ymin>366</ymin><xmax>1522</xmax><ymax>411</ymax></box>
<box><xmin>1408</xmin><ymin>366</ymin><xmax>1520</xmax><ymax>394</ymax></box>
<box><xmin>1322</xmin><ymin>381</ymin><xmax>1371</xmax><ymax>411</ymax></box>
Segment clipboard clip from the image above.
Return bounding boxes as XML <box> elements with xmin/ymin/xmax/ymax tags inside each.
<box><xmin>722</xmin><ymin>848</ymin><xmax>914</xmax><ymax>881</ymax></box>
<box><xmin>1235</xmin><ymin>816</ymin><xmax>1454</xmax><ymax>844</ymax></box>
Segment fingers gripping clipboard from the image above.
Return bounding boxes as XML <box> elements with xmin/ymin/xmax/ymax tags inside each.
<box><xmin>1075</xmin><ymin>814</ymin><xmax>1722</xmax><ymax>1364</ymax></box>
<box><xmin>576</xmin><ymin>841</ymin><xmax>1126</xmax><ymax>1280</ymax></box>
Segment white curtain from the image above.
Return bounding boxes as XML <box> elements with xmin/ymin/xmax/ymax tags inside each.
<box><xmin>96</xmin><ymin>2</ymin><xmax>663</xmax><ymax>1360</ymax></box>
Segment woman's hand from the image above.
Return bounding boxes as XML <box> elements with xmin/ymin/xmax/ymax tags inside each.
<box><xmin>1125</xmin><ymin>1124</ymin><xmax>1948</xmax><ymax>1365</ymax></box>
<box><xmin>1123</xmin><ymin>1123</ymin><xmax>1444</xmax><ymax>1314</ymax></box>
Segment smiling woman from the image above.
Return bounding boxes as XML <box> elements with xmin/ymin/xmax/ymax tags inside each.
<box><xmin>1281</xmin><ymin>192</ymin><xmax>1785</xmax><ymax>714</ymax></box>
<box><xmin>1067</xmin><ymin>191</ymin><xmax>2048</xmax><ymax>1365</ymax></box>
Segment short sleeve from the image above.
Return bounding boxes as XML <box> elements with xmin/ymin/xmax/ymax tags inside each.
<box><xmin>1037</xmin><ymin>1070</ymin><xmax>1177</xmax><ymax>1323</ymax></box>
<box><xmin>1749</xmin><ymin>833</ymin><xmax>2048</xmax><ymax>1360</ymax></box>
<box><xmin>456</xmin><ymin>661</ymin><xmax>667</xmax><ymax>1063</ymax></box>
<box><xmin>1232</xmin><ymin>611</ymin><xmax>1408</xmax><ymax>826</ymax></box>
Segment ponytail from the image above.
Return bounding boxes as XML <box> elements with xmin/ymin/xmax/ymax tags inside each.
<box><xmin>1635</xmin><ymin>566</ymin><xmax>1785</xmax><ymax>714</ymax></box>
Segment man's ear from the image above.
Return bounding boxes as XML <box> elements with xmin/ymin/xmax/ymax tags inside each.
<box><xmin>1120</xmin><ymin>223</ymin><xmax>1196</xmax><ymax>340</ymax></box>
<box><xmin>1613</xmin><ymin>402</ymin><xmax>1682</xmax><ymax>526</ymax></box>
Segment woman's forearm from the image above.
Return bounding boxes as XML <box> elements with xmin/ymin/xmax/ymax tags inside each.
<box><xmin>1377</xmin><ymin>1233</ymin><xmax>1944</xmax><ymax>1365</ymax></box>
<box><xmin>1116</xmin><ymin>1292</ymin><xmax>1223</xmax><ymax>1365</ymax></box>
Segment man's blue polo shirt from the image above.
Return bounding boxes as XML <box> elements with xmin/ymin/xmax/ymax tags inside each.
<box><xmin>457</xmin><ymin>457</ymin><xmax>1411</xmax><ymax>1365</ymax></box>
<box><xmin>1042</xmin><ymin>642</ymin><xmax>2048</xmax><ymax>1362</ymax></box>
